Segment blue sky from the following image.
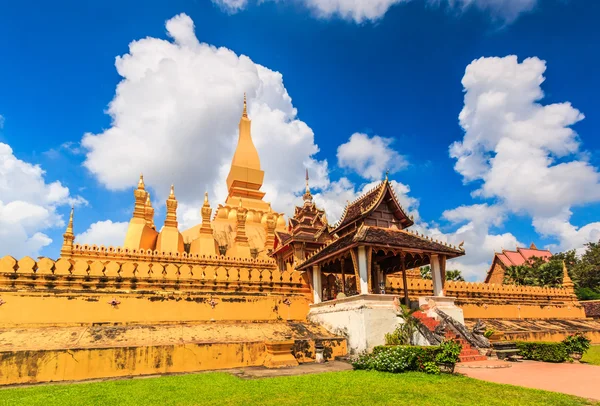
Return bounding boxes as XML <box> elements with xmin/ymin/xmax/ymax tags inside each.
<box><xmin>0</xmin><ymin>0</ymin><xmax>598</xmax><ymax>280</ymax></box>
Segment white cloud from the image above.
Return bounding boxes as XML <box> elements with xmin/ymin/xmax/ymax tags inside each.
<box><xmin>76</xmin><ymin>220</ymin><xmax>129</xmax><ymax>248</ymax></box>
<box><xmin>212</xmin><ymin>0</ymin><xmax>538</xmax><ymax>22</ymax></box>
<box><xmin>212</xmin><ymin>0</ymin><xmax>249</xmax><ymax>14</ymax></box>
<box><xmin>437</xmin><ymin>204</ymin><xmax>520</xmax><ymax>279</ymax></box>
<box><xmin>450</xmin><ymin>55</ymin><xmax>600</xmax><ymax>255</ymax></box>
<box><xmin>82</xmin><ymin>13</ymin><xmax>328</xmax><ymax>223</ymax></box>
<box><xmin>0</xmin><ymin>142</ymin><xmax>85</xmax><ymax>259</ymax></box>
<box><xmin>337</xmin><ymin>133</ymin><xmax>407</xmax><ymax>180</ymax></box>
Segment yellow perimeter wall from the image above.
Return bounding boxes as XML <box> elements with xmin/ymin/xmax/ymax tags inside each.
<box><xmin>0</xmin><ymin>340</ymin><xmax>347</xmax><ymax>385</ymax></box>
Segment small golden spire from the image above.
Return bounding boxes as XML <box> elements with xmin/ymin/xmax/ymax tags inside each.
<box><xmin>562</xmin><ymin>261</ymin><xmax>575</xmax><ymax>291</ymax></box>
<box><xmin>66</xmin><ymin>206</ymin><xmax>74</xmax><ymax>234</ymax></box>
<box><xmin>61</xmin><ymin>206</ymin><xmax>75</xmax><ymax>258</ymax></box>
<box><xmin>203</xmin><ymin>191</ymin><xmax>209</xmax><ymax>206</ymax></box>
<box><xmin>138</xmin><ymin>174</ymin><xmax>145</xmax><ymax>189</ymax></box>
<box><xmin>169</xmin><ymin>184</ymin><xmax>175</xmax><ymax>199</ymax></box>
<box><xmin>145</xmin><ymin>193</ymin><xmax>152</xmax><ymax>207</ymax></box>
<box><xmin>242</xmin><ymin>92</ymin><xmax>248</xmax><ymax>118</ymax></box>
<box><xmin>303</xmin><ymin>168</ymin><xmax>313</xmax><ymax>202</ymax></box>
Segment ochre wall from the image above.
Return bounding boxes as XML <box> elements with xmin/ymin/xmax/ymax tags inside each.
<box><xmin>0</xmin><ymin>339</ymin><xmax>347</xmax><ymax>385</ymax></box>
<box><xmin>457</xmin><ymin>300</ymin><xmax>586</xmax><ymax>319</ymax></box>
<box><xmin>386</xmin><ymin>275</ymin><xmax>586</xmax><ymax>319</ymax></box>
<box><xmin>0</xmin><ymin>255</ymin><xmax>312</xmax><ymax>327</ymax></box>
<box><xmin>0</xmin><ymin>292</ymin><xmax>310</xmax><ymax>327</ymax></box>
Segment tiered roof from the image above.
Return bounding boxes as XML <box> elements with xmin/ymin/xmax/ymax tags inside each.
<box><xmin>271</xmin><ymin>171</ymin><xmax>331</xmax><ymax>256</ymax></box>
<box><xmin>332</xmin><ymin>178</ymin><xmax>413</xmax><ymax>236</ymax></box>
<box><xmin>297</xmin><ymin>177</ymin><xmax>464</xmax><ymax>270</ymax></box>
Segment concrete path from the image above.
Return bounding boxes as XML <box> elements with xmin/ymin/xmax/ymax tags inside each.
<box><xmin>458</xmin><ymin>360</ymin><xmax>600</xmax><ymax>400</ymax></box>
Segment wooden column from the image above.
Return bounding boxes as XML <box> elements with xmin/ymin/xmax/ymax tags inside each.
<box><xmin>400</xmin><ymin>252</ymin><xmax>409</xmax><ymax>306</ymax></box>
<box><xmin>340</xmin><ymin>258</ymin><xmax>346</xmax><ymax>294</ymax></box>
<box><xmin>312</xmin><ymin>264</ymin><xmax>323</xmax><ymax>304</ymax></box>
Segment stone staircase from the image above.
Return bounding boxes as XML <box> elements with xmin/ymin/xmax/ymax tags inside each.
<box><xmin>413</xmin><ymin>311</ymin><xmax>487</xmax><ymax>363</ymax></box>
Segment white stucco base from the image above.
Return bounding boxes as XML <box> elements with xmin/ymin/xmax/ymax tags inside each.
<box><xmin>419</xmin><ymin>296</ymin><xmax>465</xmax><ymax>325</ymax></box>
<box><xmin>308</xmin><ymin>294</ymin><xmax>401</xmax><ymax>354</ymax></box>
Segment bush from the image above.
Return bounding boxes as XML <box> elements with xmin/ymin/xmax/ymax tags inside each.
<box><xmin>354</xmin><ymin>345</ymin><xmax>439</xmax><ymax>374</ymax></box>
<box><xmin>435</xmin><ymin>339</ymin><xmax>462</xmax><ymax>365</ymax></box>
<box><xmin>516</xmin><ymin>341</ymin><xmax>569</xmax><ymax>363</ymax></box>
<box><xmin>562</xmin><ymin>333</ymin><xmax>591</xmax><ymax>355</ymax></box>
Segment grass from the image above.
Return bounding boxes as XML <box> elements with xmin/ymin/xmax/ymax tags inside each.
<box><xmin>583</xmin><ymin>345</ymin><xmax>600</xmax><ymax>366</ymax></box>
<box><xmin>0</xmin><ymin>370</ymin><xmax>596</xmax><ymax>406</ymax></box>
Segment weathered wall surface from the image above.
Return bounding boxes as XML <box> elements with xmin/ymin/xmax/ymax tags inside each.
<box><xmin>0</xmin><ymin>342</ymin><xmax>265</xmax><ymax>385</ymax></box>
<box><xmin>465</xmin><ymin>318</ymin><xmax>600</xmax><ymax>344</ymax></box>
<box><xmin>0</xmin><ymin>255</ymin><xmax>311</xmax><ymax>326</ymax></box>
<box><xmin>386</xmin><ymin>276</ymin><xmax>586</xmax><ymax>319</ymax></box>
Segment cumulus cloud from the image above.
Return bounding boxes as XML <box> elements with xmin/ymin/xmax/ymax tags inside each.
<box><xmin>76</xmin><ymin>220</ymin><xmax>129</xmax><ymax>247</ymax></box>
<box><xmin>450</xmin><ymin>55</ymin><xmax>600</xmax><ymax>254</ymax></box>
<box><xmin>337</xmin><ymin>133</ymin><xmax>408</xmax><ymax>180</ymax></box>
<box><xmin>212</xmin><ymin>0</ymin><xmax>538</xmax><ymax>22</ymax></box>
<box><xmin>82</xmin><ymin>13</ymin><xmax>328</xmax><ymax>224</ymax></box>
<box><xmin>436</xmin><ymin>204</ymin><xmax>520</xmax><ymax>279</ymax></box>
<box><xmin>0</xmin><ymin>142</ymin><xmax>85</xmax><ymax>259</ymax></box>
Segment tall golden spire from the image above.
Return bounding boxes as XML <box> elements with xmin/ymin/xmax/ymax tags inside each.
<box><xmin>242</xmin><ymin>92</ymin><xmax>248</xmax><ymax>118</ymax></box>
<box><xmin>60</xmin><ymin>206</ymin><xmax>75</xmax><ymax>258</ymax></box>
<box><xmin>225</xmin><ymin>93</ymin><xmax>266</xmax><ymax>202</ymax></box>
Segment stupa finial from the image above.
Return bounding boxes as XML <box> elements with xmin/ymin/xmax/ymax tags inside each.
<box><xmin>303</xmin><ymin>168</ymin><xmax>313</xmax><ymax>202</ymax></box>
<box><xmin>138</xmin><ymin>174</ymin><xmax>145</xmax><ymax>190</ymax></box>
<box><xmin>242</xmin><ymin>92</ymin><xmax>248</xmax><ymax>118</ymax></box>
<box><xmin>169</xmin><ymin>184</ymin><xmax>175</xmax><ymax>199</ymax></box>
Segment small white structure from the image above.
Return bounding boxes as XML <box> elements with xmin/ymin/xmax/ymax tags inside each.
<box><xmin>308</xmin><ymin>294</ymin><xmax>400</xmax><ymax>353</ymax></box>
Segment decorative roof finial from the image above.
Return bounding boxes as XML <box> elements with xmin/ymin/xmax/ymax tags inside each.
<box><xmin>66</xmin><ymin>206</ymin><xmax>74</xmax><ymax>235</ymax></box>
<box><xmin>303</xmin><ymin>168</ymin><xmax>313</xmax><ymax>202</ymax></box>
<box><xmin>385</xmin><ymin>169</ymin><xmax>389</xmax><ymax>181</ymax></box>
<box><xmin>138</xmin><ymin>174</ymin><xmax>145</xmax><ymax>189</ymax></box>
<box><xmin>203</xmin><ymin>191</ymin><xmax>209</xmax><ymax>206</ymax></box>
<box><xmin>169</xmin><ymin>184</ymin><xmax>175</xmax><ymax>199</ymax></box>
<box><xmin>242</xmin><ymin>92</ymin><xmax>248</xmax><ymax>118</ymax></box>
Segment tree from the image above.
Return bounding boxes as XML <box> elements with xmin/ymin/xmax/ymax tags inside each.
<box><xmin>555</xmin><ymin>241</ymin><xmax>600</xmax><ymax>299</ymax></box>
<box><xmin>420</xmin><ymin>266</ymin><xmax>465</xmax><ymax>281</ymax></box>
<box><xmin>503</xmin><ymin>256</ymin><xmax>564</xmax><ymax>288</ymax></box>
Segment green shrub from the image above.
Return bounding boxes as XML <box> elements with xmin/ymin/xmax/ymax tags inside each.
<box><xmin>435</xmin><ymin>339</ymin><xmax>462</xmax><ymax>365</ymax></box>
<box><xmin>516</xmin><ymin>341</ymin><xmax>569</xmax><ymax>363</ymax></box>
<box><xmin>421</xmin><ymin>361</ymin><xmax>440</xmax><ymax>374</ymax></box>
<box><xmin>353</xmin><ymin>345</ymin><xmax>439</xmax><ymax>373</ymax></box>
<box><xmin>562</xmin><ymin>333</ymin><xmax>591</xmax><ymax>355</ymax></box>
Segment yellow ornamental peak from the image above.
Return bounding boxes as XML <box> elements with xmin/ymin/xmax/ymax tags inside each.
<box><xmin>138</xmin><ymin>174</ymin><xmax>145</xmax><ymax>190</ymax></box>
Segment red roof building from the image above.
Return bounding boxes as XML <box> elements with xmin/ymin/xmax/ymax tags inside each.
<box><xmin>484</xmin><ymin>243</ymin><xmax>552</xmax><ymax>284</ymax></box>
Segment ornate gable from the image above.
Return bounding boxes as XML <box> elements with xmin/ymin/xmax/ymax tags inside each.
<box><xmin>332</xmin><ymin>179</ymin><xmax>413</xmax><ymax>237</ymax></box>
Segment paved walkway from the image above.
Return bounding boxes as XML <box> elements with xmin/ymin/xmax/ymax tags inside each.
<box><xmin>458</xmin><ymin>360</ymin><xmax>600</xmax><ymax>400</ymax></box>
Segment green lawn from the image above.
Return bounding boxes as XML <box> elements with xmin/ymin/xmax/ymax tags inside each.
<box><xmin>583</xmin><ymin>345</ymin><xmax>600</xmax><ymax>366</ymax></box>
<box><xmin>0</xmin><ymin>371</ymin><xmax>596</xmax><ymax>406</ymax></box>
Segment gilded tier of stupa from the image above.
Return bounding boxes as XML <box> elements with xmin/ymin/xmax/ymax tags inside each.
<box><xmin>120</xmin><ymin>95</ymin><xmax>286</xmax><ymax>260</ymax></box>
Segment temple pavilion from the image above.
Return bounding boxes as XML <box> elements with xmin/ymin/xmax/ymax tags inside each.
<box><xmin>295</xmin><ymin>178</ymin><xmax>465</xmax><ymax>305</ymax></box>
